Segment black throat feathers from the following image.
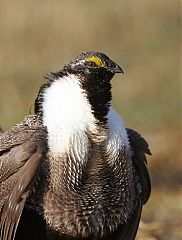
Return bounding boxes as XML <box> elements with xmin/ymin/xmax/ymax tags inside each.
<box><xmin>34</xmin><ymin>70</ymin><xmax>113</xmax><ymax>126</ymax></box>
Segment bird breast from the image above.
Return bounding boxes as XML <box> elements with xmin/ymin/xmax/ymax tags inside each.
<box><xmin>40</xmin><ymin>109</ymin><xmax>135</xmax><ymax>238</ymax></box>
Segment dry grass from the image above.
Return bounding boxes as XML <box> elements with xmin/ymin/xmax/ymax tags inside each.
<box><xmin>0</xmin><ymin>1</ymin><xmax>181</xmax><ymax>239</ymax></box>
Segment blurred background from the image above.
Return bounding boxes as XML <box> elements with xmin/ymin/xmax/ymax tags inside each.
<box><xmin>0</xmin><ymin>0</ymin><xmax>180</xmax><ymax>239</ymax></box>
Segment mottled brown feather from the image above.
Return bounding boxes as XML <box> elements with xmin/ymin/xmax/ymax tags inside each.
<box><xmin>37</xmin><ymin>128</ymin><xmax>151</xmax><ymax>240</ymax></box>
<box><xmin>0</xmin><ymin>116</ymin><xmax>47</xmax><ymax>240</ymax></box>
<box><xmin>0</xmin><ymin>122</ymin><xmax>151</xmax><ymax>240</ymax></box>
<box><xmin>126</xmin><ymin>128</ymin><xmax>151</xmax><ymax>204</ymax></box>
<box><xmin>96</xmin><ymin>129</ymin><xmax>151</xmax><ymax>240</ymax></box>
<box><xmin>99</xmin><ymin>129</ymin><xmax>150</xmax><ymax>240</ymax></box>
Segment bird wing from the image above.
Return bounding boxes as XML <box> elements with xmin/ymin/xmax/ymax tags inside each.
<box><xmin>126</xmin><ymin>128</ymin><xmax>151</xmax><ymax>204</ymax></box>
<box><xmin>0</xmin><ymin>117</ymin><xmax>47</xmax><ymax>240</ymax></box>
<box><xmin>107</xmin><ymin>128</ymin><xmax>151</xmax><ymax>240</ymax></box>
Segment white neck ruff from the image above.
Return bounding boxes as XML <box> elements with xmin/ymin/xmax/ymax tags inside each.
<box><xmin>42</xmin><ymin>74</ymin><xmax>129</xmax><ymax>154</ymax></box>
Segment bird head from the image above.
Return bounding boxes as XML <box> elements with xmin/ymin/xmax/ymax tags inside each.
<box><xmin>62</xmin><ymin>51</ymin><xmax>124</xmax><ymax>123</ymax></box>
<box><xmin>35</xmin><ymin>51</ymin><xmax>123</xmax><ymax>123</ymax></box>
<box><xmin>63</xmin><ymin>51</ymin><xmax>123</xmax><ymax>78</ymax></box>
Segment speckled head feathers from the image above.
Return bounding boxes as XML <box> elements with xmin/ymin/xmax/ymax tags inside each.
<box><xmin>64</xmin><ymin>51</ymin><xmax>124</xmax><ymax>74</ymax></box>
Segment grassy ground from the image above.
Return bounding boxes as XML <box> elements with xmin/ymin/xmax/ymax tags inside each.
<box><xmin>0</xmin><ymin>1</ymin><xmax>181</xmax><ymax>239</ymax></box>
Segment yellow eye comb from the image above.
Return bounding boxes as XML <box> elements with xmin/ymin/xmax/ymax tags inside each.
<box><xmin>86</xmin><ymin>56</ymin><xmax>106</xmax><ymax>67</ymax></box>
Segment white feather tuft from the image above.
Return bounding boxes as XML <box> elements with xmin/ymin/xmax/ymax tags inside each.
<box><xmin>107</xmin><ymin>108</ymin><xmax>130</xmax><ymax>153</ymax></box>
<box><xmin>42</xmin><ymin>74</ymin><xmax>97</xmax><ymax>153</ymax></box>
<box><xmin>42</xmin><ymin>74</ymin><xmax>129</xmax><ymax>157</ymax></box>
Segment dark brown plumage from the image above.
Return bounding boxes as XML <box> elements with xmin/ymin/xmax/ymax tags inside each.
<box><xmin>0</xmin><ymin>116</ymin><xmax>47</xmax><ymax>240</ymax></box>
<box><xmin>0</xmin><ymin>52</ymin><xmax>151</xmax><ymax>240</ymax></box>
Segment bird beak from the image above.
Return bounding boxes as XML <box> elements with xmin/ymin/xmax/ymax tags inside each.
<box><xmin>106</xmin><ymin>63</ymin><xmax>124</xmax><ymax>74</ymax></box>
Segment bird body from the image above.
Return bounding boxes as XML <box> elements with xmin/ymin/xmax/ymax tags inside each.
<box><xmin>0</xmin><ymin>52</ymin><xmax>151</xmax><ymax>240</ymax></box>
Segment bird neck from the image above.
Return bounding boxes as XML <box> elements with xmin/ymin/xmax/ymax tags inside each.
<box><xmin>79</xmin><ymin>71</ymin><xmax>112</xmax><ymax>125</ymax></box>
<box><xmin>42</xmin><ymin>74</ymin><xmax>104</xmax><ymax>154</ymax></box>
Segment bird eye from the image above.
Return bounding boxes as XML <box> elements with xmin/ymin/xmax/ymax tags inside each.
<box><xmin>86</xmin><ymin>61</ymin><xmax>97</xmax><ymax>67</ymax></box>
